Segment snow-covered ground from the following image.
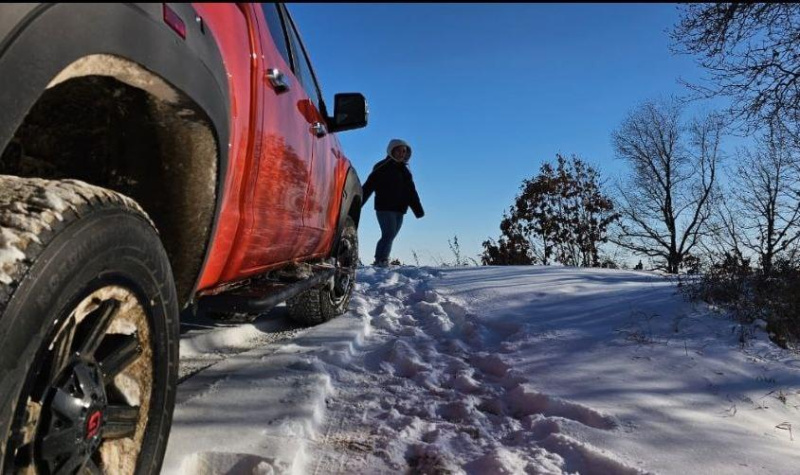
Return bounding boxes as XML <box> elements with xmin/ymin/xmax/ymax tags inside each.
<box><xmin>162</xmin><ymin>266</ymin><xmax>800</xmax><ymax>474</ymax></box>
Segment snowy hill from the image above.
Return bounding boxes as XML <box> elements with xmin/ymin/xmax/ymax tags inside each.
<box><xmin>162</xmin><ymin>266</ymin><xmax>800</xmax><ymax>474</ymax></box>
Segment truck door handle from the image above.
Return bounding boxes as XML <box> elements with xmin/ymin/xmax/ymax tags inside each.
<box><xmin>266</xmin><ymin>68</ymin><xmax>290</xmax><ymax>93</ymax></box>
<box><xmin>312</xmin><ymin>122</ymin><xmax>327</xmax><ymax>137</ymax></box>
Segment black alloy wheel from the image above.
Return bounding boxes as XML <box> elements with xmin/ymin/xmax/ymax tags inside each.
<box><xmin>331</xmin><ymin>220</ymin><xmax>358</xmax><ymax>306</ymax></box>
<box><xmin>0</xmin><ymin>177</ymin><xmax>178</xmax><ymax>475</ymax></box>
<box><xmin>8</xmin><ymin>288</ymin><xmax>154</xmax><ymax>474</ymax></box>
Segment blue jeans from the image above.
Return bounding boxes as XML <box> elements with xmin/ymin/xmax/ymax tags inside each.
<box><xmin>375</xmin><ymin>211</ymin><xmax>404</xmax><ymax>262</ymax></box>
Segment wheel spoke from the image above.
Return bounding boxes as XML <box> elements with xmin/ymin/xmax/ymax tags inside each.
<box><xmin>57</xmin><ymin>451</ymin><xmax>89</xmax><ymax>475</ymax></box>
<box><xmin>97</xmin><ymin>334</ymin><xmax>141</xmax><ymax>383</ymax></box>
<box><xmin>10</xmin><ymin>441</ymin><xmax>34</xmax><ymax>470</ymax></box>
<box><xmin>83</xmin><ymin>457</ymin><xmax>103</xmax><ymax>475</ymax></box>
<box><xmin>51</xmin><ymin>388</ymin><xmax>84</xmax><ymax>421</ymax></box>
<box><xmin>73</xmin><ymin>364</ymin><xmax>102</xmax><ymax>400</ymax></box>
<box><xmin>48</xmin><ymin>317</ymin><xmax>77</xmax><ymax>386</ymax></box>
<box><xmin>103</xmin><ymin>404</ymin><xmax>139</xmax><ymax>439</ymax></box>
<box><xmin>76</xmin><ymin>299</ymin><xmax>120</xmax><ymax>357</ymax></box>
<box><xmin>40</xmin><ymin>425</ymin><xmax>82</xmax><ymax>461</ymax></box>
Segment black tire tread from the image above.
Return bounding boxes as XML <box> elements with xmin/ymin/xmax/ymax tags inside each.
<box><xmin>287</xmin><ymin>285</ymin><xmax>328</xmax><ymax>326</ymax></box>
<box><xmin>287</xmin><ymin>218</ymin><xmax>357</xmax><ymax>326</ymax></box>
<box><xmin>0</xmin><ymin>175</ymin><xmax>153</xmax><ymax>317</ymax></box>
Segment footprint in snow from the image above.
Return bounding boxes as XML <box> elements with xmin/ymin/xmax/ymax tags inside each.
<box><xmin>504</xmin><ymin>385</ymin><xmax>618</xmax><ymax>431</ymax></box>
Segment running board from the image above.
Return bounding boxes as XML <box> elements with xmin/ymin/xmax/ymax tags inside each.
<box><xmin>198</xmin><ymin>268</ymin><xmax>335</xmax><ymax>315</ymax></box>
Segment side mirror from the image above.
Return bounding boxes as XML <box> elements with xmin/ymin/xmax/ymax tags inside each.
<box><xmin>328</xmin><ymin>93</ymin><xmax>368</xmax><ymax>133</ymax></box>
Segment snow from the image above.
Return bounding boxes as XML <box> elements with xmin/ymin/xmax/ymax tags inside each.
<box><xmin>163</xmin><ymin>266</ymin><xmax>800</xmax><ymax>474</ymax></box>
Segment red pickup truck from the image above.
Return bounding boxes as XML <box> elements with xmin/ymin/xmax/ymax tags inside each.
<box><xmin>0</xmin><ymin>4</ymin><xmax>367</xmax><ymax>473</ymax></box>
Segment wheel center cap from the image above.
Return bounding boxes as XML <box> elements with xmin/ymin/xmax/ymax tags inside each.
<box><xmin>38</xmin><ymin>359</ymin><xmax>108</xmax><ymax>471</ymax></box>
<box><xmin>86</xmin><ymin>409</ymin><xmax>103</xmax><ymax>440</ymax></box>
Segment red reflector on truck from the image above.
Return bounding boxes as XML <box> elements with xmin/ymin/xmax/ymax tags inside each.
<box><xmin>163</xmin><ymin>4</ymin><xmax>186</xmax><ymax>39</ymax></box>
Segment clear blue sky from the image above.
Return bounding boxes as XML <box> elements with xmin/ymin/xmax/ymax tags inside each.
<box><xmin>288</xmin><ymin>3</ymin><xmax>712</xmax><ymax>266</ymax></box>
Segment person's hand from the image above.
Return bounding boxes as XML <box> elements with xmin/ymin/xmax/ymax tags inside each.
<box><xmin>415</xmin><ymin>209</ymin><xmax>425</xmax><ymax>219</ymax></box>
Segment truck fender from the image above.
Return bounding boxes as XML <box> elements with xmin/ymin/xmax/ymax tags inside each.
<box><xmin>333</xmin><ymin>166</ymin><xmax>363</xmax><ymax>253</ymax></box>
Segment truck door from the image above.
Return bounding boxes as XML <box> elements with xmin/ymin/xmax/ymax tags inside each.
<box><xmin>236</xmin><ymin>3</ymin><xmax>315</xmax><ymax>272</ymax></box>
<box><xmin>282</xmin><ymin>9</ymin><xmax>338</xmax><ymax>248</ymax></box>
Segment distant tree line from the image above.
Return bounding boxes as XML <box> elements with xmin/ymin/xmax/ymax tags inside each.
<box><xmin>673</xmin><ymin>3</ymin><xmax>800</xmax><ymax>345</ymax></box>
<box><xmin>481</xmin><ymin>3</ymin><xmax>800</xmax><ymax>345</ymax></box>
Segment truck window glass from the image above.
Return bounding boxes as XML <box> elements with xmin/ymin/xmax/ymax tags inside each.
<box><xmin>261</xmin><ymin>3</ymin><xmax>291</xmax><ymax>67</ymax></box>
<box><xmin>282</xmin><ymin>7</ymin><xmax>322</xmax><ymax>112</ymax></box>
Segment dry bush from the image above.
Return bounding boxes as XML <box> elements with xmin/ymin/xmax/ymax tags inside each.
<box><xmin>683</xmin><ymin>252</ymin><xmax>800</xmax><ymax>348</ymax></box>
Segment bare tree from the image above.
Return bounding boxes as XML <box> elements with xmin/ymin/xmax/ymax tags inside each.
<box><xmin>612</xmin><ymin>99</ymin><xmax>723</xmax><ymax>273</ymax></box>
<box><xmin>672</xmin><ymin>3</ymin><xmax>800</xmax><ymax>135</ymax></box>
<box><xmin>704</xmin><ymin>197</ymin><xmax>749</xmax><ymax>268</ymax></box>
<box><xmin>727</xmin><ymin>127</ymin><xmax>800</xmax><ymax>274</ymax></box>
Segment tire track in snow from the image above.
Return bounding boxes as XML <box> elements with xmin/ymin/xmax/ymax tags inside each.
<box><xmin>177</xmin><ymin>306</ymin><xmax>305</xmax><ymax>384</ymax></box>
<box><xmin>310</xmin><ymin>266</ymin><xmax>650</xmax><ymax>475</ymax></box>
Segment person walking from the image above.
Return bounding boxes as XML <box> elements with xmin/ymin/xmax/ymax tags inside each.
<box><xmin>362</xmin><ymin>138</ymin><xmax>424</xmax><ymax>267</ymax></box>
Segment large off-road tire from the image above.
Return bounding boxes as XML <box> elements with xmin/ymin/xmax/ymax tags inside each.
<box><xmin>0</xmin><ymin>176</ymin><xmax>179</xmax><ymax>474</ymax></box>
<box><xmin>287</xmin><ymin>217</ymin><xmax>358</xmax><ymax>326</ymax></box>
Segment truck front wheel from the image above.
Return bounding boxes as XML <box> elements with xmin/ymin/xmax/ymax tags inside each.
<box><xmin>0</xmin><ymin>177</ymin><xmax>178</xmax><ymax>475</ymax></box>
<box><xmin>287</xmin><ymin>217</ymin><xmax>358</xmax><ymax>326</ymax></box>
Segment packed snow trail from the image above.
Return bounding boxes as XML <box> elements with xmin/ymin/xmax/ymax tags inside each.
<box><xmin>163</xmin><ymin>266</ymin><xmax>800</xmax><ymax>474</ymax></box>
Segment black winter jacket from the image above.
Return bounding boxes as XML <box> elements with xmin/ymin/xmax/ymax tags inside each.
<box><xmin>362</xmin><ymin>157</ymin><xmax>424</xmax><ymax>217</ymax></box>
